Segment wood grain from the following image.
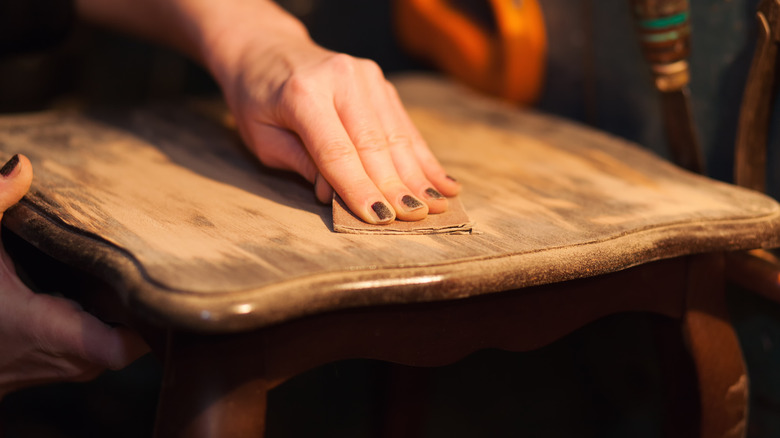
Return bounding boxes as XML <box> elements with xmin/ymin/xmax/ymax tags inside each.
<box><xmin>1</xmin><ymin>74</ymin><xmax>778</xmax><ymax>332</ymax></box>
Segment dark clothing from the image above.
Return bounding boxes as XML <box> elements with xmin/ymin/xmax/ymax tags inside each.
<box><xmin>0</xmin><ymin>0</ymin><xmax>75</xmax><ymax>54</ymax></box>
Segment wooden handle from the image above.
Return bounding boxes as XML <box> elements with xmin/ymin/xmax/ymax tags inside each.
<box><xmin>632</xmin><ymin>0</ymin><xmax>692</xmax><ymax>91</ymax></box>
<box><xmin>632</xmin><ymin>0</ymin><xmax>691</xmax><ymax>64</ymax></box>
<box><xmin>734</xmin><ymin>0</ymin><xmax>780</xmax><ymax>191</ymax></box>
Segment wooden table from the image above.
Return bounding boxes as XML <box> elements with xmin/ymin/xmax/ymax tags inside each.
<box><xmin>1</xmin><ymin>75</ymin><xmax>778</xmax><ymax>437</ymax></box>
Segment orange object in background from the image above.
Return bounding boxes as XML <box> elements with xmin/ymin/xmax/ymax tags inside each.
<box><xmin>394</xmin><ymin>0</ymin><xmax>547</xmax><ymax>105</ymax></box>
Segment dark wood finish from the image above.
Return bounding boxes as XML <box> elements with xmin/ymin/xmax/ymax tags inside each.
<box><xmin>154</xmin><ymin>332</ymin><xmax>270</xmax><ymax>438</ymax></box>
<box><xmin>734</xmin><ymin>0</ymin><xmax>780</xmax><ymax>192</ymax></box>
<box><xmin>684</xmin><ymin>253</ymin><xmax>749</xmax><ymax>438</ymax></box>
<box><xmin>727</xmin><ymin>250</ymin><xmax>780</xmax><ymax>301</ymax></box>
<box><xmin>146</xmin><ymin>255</ymin><xmax>746</xmax><ymax>438</ymax></box>
<box><xmin>653</xmin><ymin>316</ymin><xmax>699</xmax><ymax>438</ymax></box>
<box><xmin>151</xmin><ymin>258</ymin><xmax>688</xmax><ymax>438</ymax></box>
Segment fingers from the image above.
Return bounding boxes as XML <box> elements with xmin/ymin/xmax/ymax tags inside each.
<box><xmin>278</xmin><ymin>72</ymin><xmax>395</xmax><ymax>224</ymax></box>
<box><xmin>273</xmin><ymin>55</ymin><xmax>460</xmax><ymax>223</ymax></box>
<box><xmin>332</xmin><ymin>65</ymin><xmax>429</xmax><ymax>221</ymax></box>
<box><xmin>241</xmin><ymin>123</ymin><xmax>334</xmax><ymax>204</ymax></box>
<box><xmin>313</xmin><ymin>173</ymin><xmax>334</xmax><ymax>204</ymax></box>
<box><xmin>0</xmin><ymin>153</ymin><xmax>147</xmax><ymax>395</ymax></box>
<box><xmin>0</xmin><ymin>154</ymin><xmax>32</xmax><ymax>270</ymax></box>
<box><xmin>72</xmin><ymin>309</ymin><xmax>151</xmax><ymax>371</ymax></box>
<box><xmin>243</xmin><ymin>124</ymin><xmax>318</xmax><ymax>183</ymax></box>
<box><xmin>28</xmin><ymin>294</ymin><xmax>150</xmax><ymax>372</ymax></box>
<box><xmin>0</xmin><ymin>278</ymin><xmax>149</xmax><ymax>396</ymax></box>
<box><xmin>0</xmin><ymin>154</ymin><xmax>33</xmax><ymax>216</ymax></box>
<box><xmin>370</xmin><ymin>81</ymin><xmax>456</xmax><ymax>214</ymax></box>
<box><xmin>232</xmin><ymin>48</ymin><xmax>460</xmax><ymax>223</ymax></box>
<box><xmin>382</xmin><ymin>82</ymin><xmax>461</xmax><ymax>199</ymax></box>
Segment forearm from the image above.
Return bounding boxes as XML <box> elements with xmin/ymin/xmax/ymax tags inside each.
<box><xmin>75</xmin><ymin>0</ymin><xmax>196</xmax><ymax>58</ymax></box>
<box><xmin>73</xmin><ymin>0</ymin><xmax>309</xmax><ymax>73</ymax></box>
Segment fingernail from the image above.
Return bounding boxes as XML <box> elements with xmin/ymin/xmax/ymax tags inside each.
<box><xmin>425</xmin><ymin>187</ymin><xmax>444</xmax><ymax>200</ymax></box>
<box><xmin>446</xmin><ymin>175</ymin><xmax>458</xmax><ymax>182</ymax></box>
<box><xmin>401</xmin><ymin>195</ymin><xmax>424</xmax><ymax>211</ymax></box>
<box><xmin>371</xmin><ymin>201</ymin><xmax>393</xmax><ymax>222</ymax></box>
<box><xmin>0</xmin><ymin>154</ymin><xmax>20</xmax><ymax>177</ymax></box>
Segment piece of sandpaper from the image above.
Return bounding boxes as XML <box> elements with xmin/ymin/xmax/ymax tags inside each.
<box><xmin>333</xmin><ymin>195</ymin><xmax>475</xmax><ymax>235</ymax></box>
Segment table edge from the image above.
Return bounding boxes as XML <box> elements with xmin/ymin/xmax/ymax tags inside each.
<box><xmin>6</xmin><ymin>198</ymin><xmax>780</xmax><ymax>333</ymax></box>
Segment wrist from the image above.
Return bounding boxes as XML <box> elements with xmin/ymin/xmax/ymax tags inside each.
<box><xmin>195</xmin><ymin>1</ymin><xmax>311</xmax><ymax>90</ymax></box>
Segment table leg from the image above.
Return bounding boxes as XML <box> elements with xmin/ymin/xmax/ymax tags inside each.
<box><xmin>153</xmin><ymin>332</ymin><xmax>270</xmax><ymax>438</ymax></box>
<box><xmin>684</xmin><ymin>253</ymin><xmax>748</xmax><ymax>438</ymax></box>
<box><xmin>653</xmin><ymin>316</ymin><xmax>699</xmax><ymax>438</ymax></box>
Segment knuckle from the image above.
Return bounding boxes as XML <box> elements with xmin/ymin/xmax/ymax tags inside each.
<box><xmin>327</xmin><ymin>53</ymin><xmax>358</xmax><ymax>75</ymax></box>
<box><xmin>353</xmin><ymin>130</ymin><xmax>388</xmax><ymax>154</ymax></box>
<box><xmin>315</xmin><ymin>141</ymin><xmax>355</xmax><ymax>166</ymax></box>
<box><xmin>283</xmin><ymin>72</ymin><xmax>316</xmax><ymax>96</ymax></box>
<box><xmin>358</xmin><ymin>58</ymin><xmax>383</xmax><ymax>76</ymax></box>
<box><xmin>52</xmin><ymin>362</ymin><xmax>84</xmax><ymax>380</ymax></box>
<box><xmin>278</xmin><ymin>74</ymin><xmax>318</xmax><ymax>114</ymax></box>
<box><xmin>386</xmin><ymin>133</ymin><xmax>414</xmax><ymax>150</ymax></box>
<box><xmin>375</xmin><ymin>175</ymin><xmax>404</xmax><ymax>189</ymax></box>
<box><xmin>100</xmin><ymin>342</ymin><xmax>130</xmax><ymax>371</ymax></box>
<box><xmin>64</xmin><ymin>365</ymin><xmax>102</xmax><ymax>382</ymax></box>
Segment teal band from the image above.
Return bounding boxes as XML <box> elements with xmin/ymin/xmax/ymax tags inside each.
<box><xmin>639</xmin><ymin>11</ymin><xmax>689</xmax><ymax>30</ymax></box>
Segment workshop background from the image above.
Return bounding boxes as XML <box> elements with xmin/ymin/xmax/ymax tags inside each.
<box><xmin>1</xmin><ymin>0</ymin><xmax>780</xmax><ymax>437</ymax></box>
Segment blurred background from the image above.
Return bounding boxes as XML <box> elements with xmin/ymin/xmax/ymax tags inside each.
<box><xmin>1</xmin><ymin>0</ymin><xmax>780</xmax><ymax>436</ymax></box>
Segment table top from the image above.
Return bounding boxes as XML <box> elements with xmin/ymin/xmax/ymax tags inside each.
<box><xmin>2</xmin><ymin>75</ymin><xmax>778</xmax><ymax>333</ymax></box>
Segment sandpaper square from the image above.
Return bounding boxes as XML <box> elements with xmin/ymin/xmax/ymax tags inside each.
<box><xmin>332</xmin><ymin>195</ymin><xmax>475</xmax><ymax>235</ymax></box>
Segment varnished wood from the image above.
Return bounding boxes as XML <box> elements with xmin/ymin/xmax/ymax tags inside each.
<box><xmin>734</xmin><ymin>0</ymin><xmax>780</xmax><ymax>191</ymax></box>
<box><xmin>150</xmin><ymin>258</ymin><xmax>689</xmax><ymax>438</ymax></box>
<box><xmin>684</xmin><ymin>253</ymin><xmax>748</xmax><ymax>438</ymax></box>
<box><xmin>0</xmin><ymin>75</ymin><xmax>778</xmax><ymax>333</ymax></box>
<box><xmin>653</xmin><ymin>316</ymin><xmax>699</xmax><ymax>438</ymax></box>
<box><xmin>727</xmin><ymin>250</ymin><xmax>780</xmax><ymax>302</ymax></box>
<box><xmin>154</xmin><ymin>332</ymin><xmax>270</xmax><ymax>438</ymax></box>
<box><xmin>258</xmin><ymin>258</ymin><xmax>686</xmax><ymax>379</ymax></box>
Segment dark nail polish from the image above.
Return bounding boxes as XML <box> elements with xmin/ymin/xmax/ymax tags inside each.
<box><xmin>0</xmin><ymin>154</ymin><xmax>19</xmax><ymax>177</ymax></box>
<box><xmin>401</xmin><ymin>195</ymin><xmax>424</xmax><ymax>210</ymax></box>
<box><xmin>425</xmin><ymin>187</ymin><xmax>444</xmax><ymax>199</ymax></box>
<box><xmin>446</xmin><ymin>175</ymin><xmax>458</xmax><ymax>182</ymax></box>
<box><xmin>371</xmin><ymin>202</ymin><xmax>393</xmax><ymax>221</ymax></box>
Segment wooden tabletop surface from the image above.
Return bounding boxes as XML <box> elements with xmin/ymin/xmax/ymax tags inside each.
<box><xmin>1</xmin><ymin>75</ymin><xmax>778</xmax><ymax>332</ymax></box>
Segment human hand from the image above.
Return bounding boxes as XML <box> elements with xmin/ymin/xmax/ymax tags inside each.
<box><xmin>74</xmin><ymin>0</ymin><xmax>460</xmax><ymax>224</ymax></box>
<box><xmin>202</xmin><ymin>2</ymin><xmax>461</xmax><ymax>224</ymax></box>
<box><xmin>0</xmin><ymin>155</ymin><xmax>149</xmax><ymax>400</ymax></box>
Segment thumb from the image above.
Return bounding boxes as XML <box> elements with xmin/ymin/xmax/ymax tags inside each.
<box><xmin>0</xmin><ymin>154</ymin><xmax>33</xmax><ymax>216</ymax></box>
